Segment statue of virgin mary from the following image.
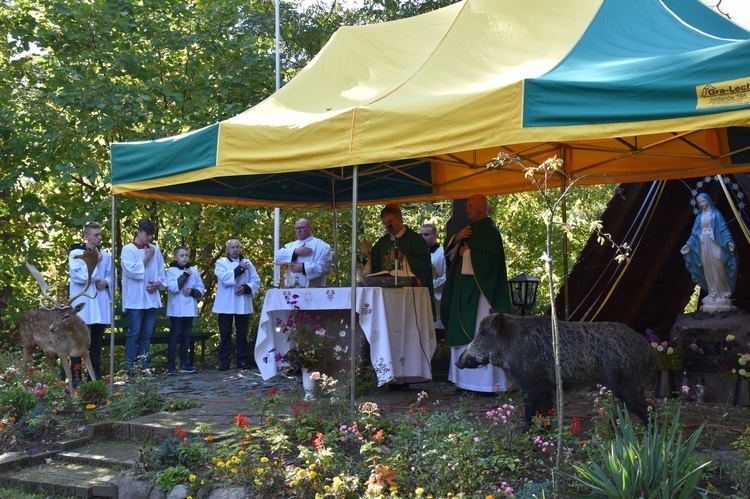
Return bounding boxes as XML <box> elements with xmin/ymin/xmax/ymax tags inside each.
<box><xmin>680</xmin><ymin>193</ymin><xmax>738</xmax><ymax>312</ymax></box>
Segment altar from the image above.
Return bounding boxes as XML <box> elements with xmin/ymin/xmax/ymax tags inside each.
<box><xmin>254</xmin><ymin>287</ymin><xmax>436</xmax><ymax>386</ymax></box>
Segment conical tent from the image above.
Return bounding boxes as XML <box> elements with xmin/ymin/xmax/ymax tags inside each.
<box><xmin>111</xmin><ymin>0</ymin><xmax>750</xmax><ymax>207</ymax></box>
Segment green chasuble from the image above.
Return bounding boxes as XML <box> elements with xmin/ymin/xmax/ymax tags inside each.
<box><xmin>441</xmin><ymin>216</ymin><xmax>512</xmax><ymax>347</ymax></box>
<box><xmin>369</xmin><ymin>227</ymin><xmax>435</xmax><ymax>305</ymax></box>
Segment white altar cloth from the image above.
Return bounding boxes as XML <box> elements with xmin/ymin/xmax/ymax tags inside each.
<box><xmin>254</xmin><ymin>287</ymin><xmax>436</xmax><ymax>386</ymax></box>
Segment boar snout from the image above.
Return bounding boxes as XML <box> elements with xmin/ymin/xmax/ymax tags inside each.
<box><xmin>455</xmin><ymin>348</ymin><xmax>486</xmax><ymax>369</ymax></box>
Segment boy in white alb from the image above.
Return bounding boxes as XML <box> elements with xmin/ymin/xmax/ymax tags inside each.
<box><xmin>69</xmin><ymin>221</ymin><xmax>113</xmax><ymax>381</ymax></box>
<box><xmin>166</xmin><ymin>246</ymin><xmax>205</xmax><ymax>375</ymax></box>
<box><xmin>120</xmin><ymin>218</ymin><xmax>166</xmax><ymax>376</ymax></box>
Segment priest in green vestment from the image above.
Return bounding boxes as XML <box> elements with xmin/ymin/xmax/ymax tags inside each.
<box><xmin>441</xmin><ymin>194</ymin><xmax>512</xmax><ymax>393</ymax></box>
<box><xmin>361</xmin><ymin>204</ymin><xmax>435</xmax><ymax>306</ymax></box>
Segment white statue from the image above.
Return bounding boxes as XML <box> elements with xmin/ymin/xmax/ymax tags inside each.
<box><xmin>680</xmin><ymin>193</ymin><xmax>738</xmax><ymax>312</ymax></box>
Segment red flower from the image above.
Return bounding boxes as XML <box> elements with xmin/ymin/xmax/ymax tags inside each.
<box><xmin>570</xmin><ymin>417</ymin><xmax>581</xmax><ymax>436</ymax></box>
<box><xmin>267</xmin><ymin>388</ymin><xmax>277</xmax><ymax>397</ymax></box>
<box><xmin>373</xmin><ymin>429</ymin><xmax>385</xmax><ymax>443</ymax></box>
<box><xmin>175</xmin><ymin>427</ymin><xmax>187</xmax><ymax>441</ymax></box>
<box><xmin>312</xmin><ymin>432</ymin><xmax>325</xmax><ymax>451</ymax></box>
<box><xmin>236</xmin><ymin>414</ymin><xmax>249</xmax><ymax>427</ymax></box>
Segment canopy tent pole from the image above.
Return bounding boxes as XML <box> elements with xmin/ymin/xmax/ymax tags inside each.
<box><xmin>349</xmin><ymin>166</ymin><xmax>359</xmax><ymax>419</ymax></box>
<box><xmin>272</xmin><ymin>0</ymin><xmax>281</xmax><ymax>287</ymax></box>
<box><xmin>332</xmin><ymin>178</ymin><xmax>340</xmax><ymax>287</ymax></box>
<box><xmin>109</xmin><ymin>195</ymin><xmax>117</xmax><ymax>394</ymax></box>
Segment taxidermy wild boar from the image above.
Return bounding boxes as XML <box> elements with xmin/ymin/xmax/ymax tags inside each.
<box><xmin>456</xmin><ymin>312</ymin><xmax>656</xmax><ymax>427</ymax></box>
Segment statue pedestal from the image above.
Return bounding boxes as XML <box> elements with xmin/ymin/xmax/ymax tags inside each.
<box><xmin>674</xmin><ymin>310</ymin><xmax>749</xmax><ymax>403</ymax></box>
<box><xmin>700</xmin><ymin>295</ymin><xmax>734</xmax><ymax>313</ymax></box>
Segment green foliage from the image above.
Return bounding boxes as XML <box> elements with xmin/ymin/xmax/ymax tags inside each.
<box><xmin>154</xmin><ymin>436</ymin><xmax>183</xmax><ymax>468</ymax></box>
<box><xmin>0</xmin><ymin>386</ymin><xmax>38</xmax><ymax>421</ymax></box>
<box><xmin>731</xmin><ymin>424</ymin><xmax>750</xmax><ymax>496</ymax></box>
<box><xmin>162</xmin><ymin>399</ymin><xmax>198</xmax><ymax>412</ymax></box>
<box><xmin>77</xmin><ymin>379</ymin><xmax>108</xmax><ymax>407</ymax></box>
<box><xmin>156</xmin><ymin>464</ymin><xmax>192</xmax><ymax>493</ymax></box>
<box><xmin>15</xmin><ymin>405</ymin><xmax>56</xmax><ymax>440</ymax></box>
<box><xmin>563</xmin><ymin>404</ymin><xmax>712</xmax><ymax>498</ymax></box>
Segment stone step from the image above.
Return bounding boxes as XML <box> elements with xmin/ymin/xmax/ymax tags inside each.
<box><xmin>0</xmin><ymin>459</ymin><xmax>122</xmax><ymax>498</ymax></box>
<box><xmin>0</xmin><ymin>421</ymin><xmax>227</xmax><ymax>498</ymax></box>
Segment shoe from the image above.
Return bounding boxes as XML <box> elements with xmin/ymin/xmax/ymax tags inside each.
<box><xmin>238</xmin><ymin>363</ymin><xmax>254</xmax><ymax>370</ymax></box>
<box><xmin>218</xmin><ymin>364</ymin><xmax>230</xmax><ymax>372</ymax></box>
<box><xmin>166</xmin><ymin>368</ymin><xmax>176</xmax><ymax>376</ymax></box>
<box><xmin>141</xmin><ymin>368</ymin><xmax>154</xmax><ymax>377</ymax></box>
<box><xmin>179</xmin><ymin>365</ymin><xmax>197</xmax><ymax>374</ymax></box>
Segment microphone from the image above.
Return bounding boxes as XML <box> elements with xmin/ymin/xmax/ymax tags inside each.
<box><xmin>387</xmin><ymin>224</ymin><xmax>394</xmax><ymax>234</ymax></box>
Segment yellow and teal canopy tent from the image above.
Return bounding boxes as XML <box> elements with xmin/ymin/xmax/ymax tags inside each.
<box><xmin>111</xmin><ymin>0</ymin><xmax>750</xmax><ymax>207</ymax></box>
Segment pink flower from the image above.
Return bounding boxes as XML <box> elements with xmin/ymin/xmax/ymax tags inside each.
<box><xmin>310</xmin><ymin>371</ymin><xmax>320</xmax><ymax>381</ymax></box>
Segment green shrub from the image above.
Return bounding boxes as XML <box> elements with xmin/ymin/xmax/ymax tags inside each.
<box><xmin>156</xmin><ymin>464</ymin><xmax>192</xmax><ymax>492</ymax></box>
<box><xmin>154</xmin><ymin>437</ymin><xmax>182</xmax><ymax>468</ymax></box>
<box><xmin>0</xmin><ymin>386</ymin><xmax>38</xmax><ymax>420</ymax></box>
<box><xmin>78</xmin><ymin>379</ymin><xmax>108</xmax><ymax>406</ymax></box>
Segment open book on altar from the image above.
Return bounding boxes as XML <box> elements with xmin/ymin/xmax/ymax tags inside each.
<box><xmin>362</xmin><ymin>270</ymin><xmax>419</xmax><ymax>287</ymax></box>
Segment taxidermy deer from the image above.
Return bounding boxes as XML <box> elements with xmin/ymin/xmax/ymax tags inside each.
<box><xmin>20</xmin><ymin>248</ymin><xmax>99</xmax><ymax>395</ymax></box>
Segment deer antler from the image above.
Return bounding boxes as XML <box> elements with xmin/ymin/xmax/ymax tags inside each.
<box><xmin>67</xmin><ymin>247</ymin><xmax>99</xmax><ymax>305</ymax></box>
<box><xmin>21</xmin><ymin>247</ymin><xmax>99</xmax><ymax>310</ymax></box>
<box><xmin>20</xmin><ymin>259</ymin><xmax>61</xmax><ymax>310</ymax></box>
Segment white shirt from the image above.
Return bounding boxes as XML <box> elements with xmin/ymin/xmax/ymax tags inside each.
<box><xmin>120</xmin><ymin>242</ymin><xmax>166</xmax><ymax>310</ymax></box>
<box><xmin>166</xmin><ymin>265</ymin><xmax>206</xmax><ymax>317</ymax></box>
<box><xmin>430</xmin><ymin>245</ymin><xmax>446</xmax><ymax>329</ymax></box>
<box><xmin>274</xmin><ymin>235</ymin><xmax>332</xmax><ymax>287</ymax></box>
<box><xmin>212</xmin><ymin>256</ymin><xmax>261</xmax><ymax>314</ymax></box>
<box><xmin>69</xmin><ymin>246</ymin><xmax>113</xmax><ymax>324</ymax></box>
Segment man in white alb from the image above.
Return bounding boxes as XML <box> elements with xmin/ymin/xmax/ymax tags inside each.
<box><xmin>274</xmin><ymin>218</ymin><xmax>332</xmax><ymax>287</ymax></box>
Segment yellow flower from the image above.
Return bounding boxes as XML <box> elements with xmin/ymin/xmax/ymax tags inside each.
<box><xmin>205</xmin><ymin>435</ymin><xmax>214</xmax><ymax>442</ymax></box>
<box><xmin>309</xmin><ymin>471</ymin><xmax>317</xmax><ymax>479</ymax></box>
<box><xmin>231</xmin><ymin>456</ymin><xmax>242</xmax><ymax>464</ymax></box>
<box><xmin>189</xmin><ymin>474</ymin><xmax>196</xmax><ymax>482</ymax></box>
<box><xmin>8</xmin><ymin>417</ymin><xmax>15</xmax><ymax>423</ymax></box>
<box><xmin>260</xmin><ymin>456</ymin><xmax>268</xmax><ymax>463</ymax></box>
<box><xmin>254</xmin><ymin>479</ymin><xmax>262</xmax><ymax>486</ymax></box>
<box><xmin>333</xmin><ymin>476</ymin><xmax>343</xmax><ymax>488</ymax></box>
<box><xmin>187</xmin><ymin>496</ymin><xmax>192</xmax><ymax>499</ymax></box>
<box><xmin>309</xmin><ymin>463</ymin><xmax>316</xmax><ymax>470</ymax></box>
<box><xmin>416</xmin><ymin>487</ymin><xmax>424</xmax><ymax>496</ymax></box>
<box><xmin>114</xmin><ymin>391</ymin><xmax>121</xmax><ymax>397</ymax></box>
<box><xmin>485</xmin><ymin>496</ymin><xmax>494</xmax><ymax>499</ymax></box>
<box><xmin>238</xmin><ymin>450</ymin><xmax>246</xmax><ymax>456</ymax></box>
<box><xmin>289</xmin><ymin>480</ymin><xmax>297</xmax><ymax>487</ymax></box>
<box><xmin>106</xmin><ymin>400</ymin><xmax>112</xmax><ymax>406</ymax></box>
<box><xmin>86</xmin><ymin>404</ymin><xmax>96</xmax><ymax>410</ymax></box>
<box><xmin>257</xmin><ymin>468</ymin><xmax>265</xmax><ymax>474</ymax></box>
<box><xmin>51</xmin><ymin>409</ymin><xmax>57</xmax><ymax>415</ymax></box>
<box><xmin>231</xmin><ymin>468</ymin><xmax>238</xmax><ymax>474</ymax></box>
<box><xmin>216</xmin><ymin>461</ymin><xmax>225</xmax><ymax>468</ymax></box>
<box><xmin>324</xmin><ymin>485</ymin><xmax>331</xmax><ymax>492</ymax></box>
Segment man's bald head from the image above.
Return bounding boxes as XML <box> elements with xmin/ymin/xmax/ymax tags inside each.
<box><xmin>466</xmin><ymin>194</ymin><xmax>489</xmax><ymax>223</ymax></box>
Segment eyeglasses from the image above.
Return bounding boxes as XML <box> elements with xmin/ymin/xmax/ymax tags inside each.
<box><xmin>294</xmin><ymin>226</ymin><xmax>310</xmax><ymax>231</ymax></box>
